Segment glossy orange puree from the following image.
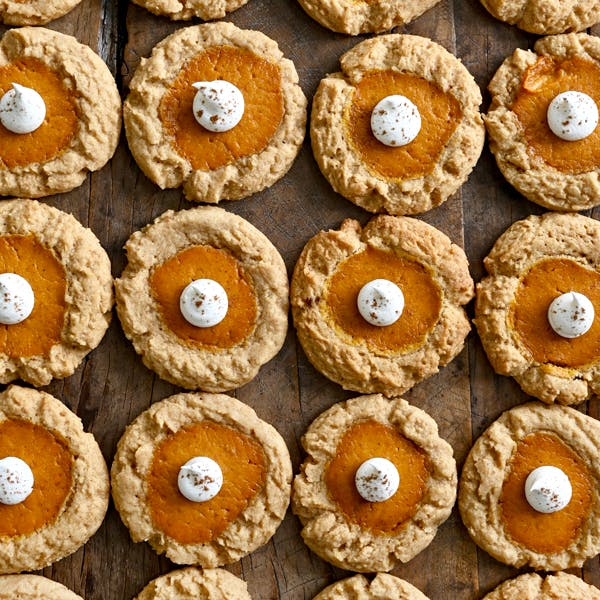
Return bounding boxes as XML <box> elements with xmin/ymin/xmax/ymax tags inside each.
<box><xmin>511</xmin><ymin>258</ymin><xmax>600</xmax><ymax>367</ymax></box>
<box><xmin>0</xmin><ymin>419</ymin><xmax>73</xmax><ymax>537</ymax></box>
<box><xmin>344</xmin><ymin>70</ymin><xmax>462</xmax><ymax>180</ymax></box>
<box><xmin>147</xmin><ymin>421</ymin><xmax>266</xmax><ymax>544</ymax></box>
<box><xmin>0</xmin><ymin>58</ymin><xmax>78</xmax><ymax>169</ymax></box>
<box><xmin>159</xmin><ymin>46</ymin><xmax>283</xmax><ymax>171</ymax></box>
<box><xmin>325</xmin><ymin>420</ymin><xmax>430</xmax><ymax>533</ymax></box>
<box><xmin>501</xmin><ymin>432</ymin><xmax>592</xmax><ymax>554</ymax></box>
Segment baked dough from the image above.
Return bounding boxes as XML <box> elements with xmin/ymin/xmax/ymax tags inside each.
<box><xmin>312</xmin><ymin>573</ymin><xmax>429</xmax><ymax>599</ymax></box>
<box><xmin>482</xmin><ymin>572</ymin><xmax>600</xmax><ymax>599</ymax></box>
<box><xmin>486</xmin><ymin>33</ymin><xmax>600</xmax><ymax>211</ymax></box>
<box><xmin>0</xmin><ymin>0</ymin><xmax>82</xmax><ymax>25</ymax></box>
<box><xmin>293</xmin><ymin>394</ymin><xmax>456</xmax><ymax>572</ymax></box>
<box><xmin>291</xmin><ymin>216</ymin><xmax>473</xmax><ymax>396</ymax></box>
<box><xmin>0</xmin><ymin>27</ymin><xmax>121</xmax><ymax>198</ymax></box>
<box><xmin>132</xmin><ymin>0</ymin><xmax>249</xmax><ymax>20</ymax></box>
<box><xmin>0</xmin><ymin>199</ymin><xmax>113</xmax><ymax>387</ymax></box>
<box><xmin>459</xmin><ymin>402</ymin><xmax>600</xmax><ymax>570</ymax></box>
<box><xmin>124</xmin><ymin>22</ymin><xmax>306</xmax><ymax>203</ymax></box>
<box><xmin>0</xmin><ymin>385</ymin><xmax>109</xmax><ymax>574</ymax></box>
<box><xmin>296</xmin><ymin>0</ymin><xmax>442</xmax><ymax>34</ymax></box>
<box><xmin>111</xmin><ymin>392</ymin><xmax>292</xmax><ymax>567</ymax></box>
<box><xmin>475</xmin><ymin>212</ymin><xmax>600</xmax><ymax>405</ymax></box>
<box><xmin>311</xmin><ymin>34</ymin><xmax>484</xmax><ymax>215</ymax></box>
<box><xmin>0</xmin><ymin>574</ymin><xmax>83</xmax><ymax>599</ymax></box>
<box><xmin>115</xmin><ymin>205</ymin><xmax>288</xmax><ymax>392</ymax></box>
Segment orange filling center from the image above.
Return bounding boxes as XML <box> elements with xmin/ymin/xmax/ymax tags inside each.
<box><xmin>511</xmin><ymin>258</ymin><xmax>600</xmax><ymax>367</ymax></box>
<box><xmin>501</xmin><ymin>432</ymin><xmax>592</xmax><ymax>554</ymax></box>
<box><xmin>325</xmin><ymin>420</ymin><xmax>430</xmax><ymax>533</ymax></box>
<box><xmin>344</xmin><ymin>70</ymin><xmax>462</xmax><ymax>180</ymax></box>
<box><xmin>512</xmin><ymin>56</ymin><xmax>600</xmax><ymax>174</ymax></box>
<box><xmin>0</xmin><ymin>58</ymin><xmax>78</xmax><ymax>169</ymax></box>
<box><xmin>0</xmin><ymin>419</ymin><xmax>73</xmax><ymax>537</ymax></box>
<box><xmin>325</xmin><ymin>246</ymin><xmax>442</xmax><ymax>353</ymax></box>
<box><xmin>159</xmin><ymin>46</ymin><xmax>283</xmax><ymax>171</ymax></box>
<box><xmin>147</xmin><ymin>421</ymin><xmax>266</xmax><ymax>544</ymax></box>
<box><xmin>0</xmin><ymin>235</ymin><xmax>66</xmax><ymax>358</ymax></box>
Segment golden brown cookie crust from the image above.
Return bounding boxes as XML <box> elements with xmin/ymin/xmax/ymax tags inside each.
<box><xmin>115</xmin><ymin>205</ymin><xmax>288</xmax><ymax>392</ymax></box>
<box><xmin>297</xmin><ymin>0</ymin><xmax>441</xmax><ymax>34</ymax></box>
<box><xmin>482</xmin><ymin>572</ymin><xmax>600</xmax><ymax>599</ymax></box>
<box><xmin>486</xmin><ymin>34</ymin><xmax>600</xmax><ymax>211</ymax></box>
<box><xmin>291</xmin><ymin>216</ymin><xmax>473</xmax><ymax>396</ymax></box>
<box><xmin>459</xmin><ymin>402</ymin><xmax>600</xmax><ymax>570</ymax></box>
<box><xmin>132</xmin><ymin>0</ymin><xmax>249</xmax><ymax>20</ymax></box>
<box><xmin>0</xmin><ymin>0</ymin><xmax>82</xmax><ymax>25</ymax></box>
<box><xmin>481</xmin><ymin>0</ymin><xmax>600</xmax><ymax>34</ymax></box>
<box><xmin>313</xmin><ymin>573</ymin><xmax>430</xmax><ymax>600</ymax></box>
<box><xmin>0</xmin><ymin>199</ymin><xmax>113</xmax><ymax>387</ymax></box>
<box><xmin>0</xmin><ymin>575</ymin><xmax>83</xmax><ymax>599</ymax></box>
<box><xmin>124</xmin><ymin>22</ymin><xmax>306</xmax><ymax>203</ymax></box>
<box><xmin>311</xmin><ymin>34</ymin><xmax>484</xmax><ymax>215</ymax></box>
<box><xmin>0</xmin><ymin>386</ymin><xmax>109</xmax><ymax>574</ymax></box>
<box><xmin>475</xmin><ymin>212</ymin><xmax>600</xmax><ymax>405</ymax></box>
<box><xmin>293</xmin><ymin>394</ymin><xmax>457</xmax><ymax>573</ymax></box>
<box><xmin>111</xmin><ymin>392</ymin><xmax>292</xmax><ymax>567</ymax></box>
<box><xmin>0</xmin><ymin>28</ymin><xmax>121</xmax><ymax>199</ymax></box>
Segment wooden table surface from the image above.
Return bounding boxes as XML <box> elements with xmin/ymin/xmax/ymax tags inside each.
<box><xmin>1</xmin><ymin>1</ymin><xmax>600</xmax><ymax>598</ymax></box>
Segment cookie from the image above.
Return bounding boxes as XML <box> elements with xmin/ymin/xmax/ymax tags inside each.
<box><xmin>0</xmin><ymin>0</ymin><xmax>82</xmax><ymax>25</ymax></box>
<box><xmin>0</xmin><ymin>27</ymin><xmax>121</xmax><ymax>198</ymax></box>
<box><xmin>480</xmin><ymin>0</ymin><xmax>600</xmax><ymax>34</ymax></box>
<box><xmin>0</xmin><ymin>575</ymin><xmax>83</xmax><ymax>599</ymax></box>
<box><xmin>124</xmin><ymin>22</ymin><xmax>306</xmax><ymax>203</ymax></box>
<box><xmin>115</xmin><ymin>205</ymin><xmax>288</xmax><ymax>392</ymax></box>
<box><xmin>291</xmin><ymin>216</ymin><xmax>473</xmax><ymax>396</ymax></box>
<box><xmin>0</xmin><ymin>385</ymin><xmax>109</xmax><ymax>574</ymax></box>
<box><xmin>482</xmin><ymin>572</ymin><xmax>600</xmax><ymax>599</ymax></box>
<box><xmin>297</xmin><ymin>0</ymin><xmax>442</xmax><ymax>34</ymax></box>
<box><xmin>311</xmin><ymin>34</ymin><xmax>484</xmax><ymax>215</ymax></box>
<box><xmin>459</xmin><ymin>401</ymin><xmax>600</xmax><ymax>570</ymax></box>
<box><xmin>0</xmin><ymin>199</ymin><xmax>113</xmax><ymax>387</ymax></box>
<box><xmin>111</xmin><ymin>392</ymin><xmax>292</xmax><ymax>567</ymax></box>
<box><xmin>132</xmin><ymin>0</ymin><xmax>249</xmax><ymax>20</ymax></box>
<box><xmin>313</xmin><ymin>573</ymin><xmax>429</xmax><ymax>599</ymax></box>
<box><xmin>293</xmin><ymin>394</ymin><xmax>456</xmax><ymax>572</ymax></box>
<box><xmin>486</xmin><ymin>33</ymin><xmax>600</xmax><ymax>211</ymax></box>
<box><xmin>475</xmin><ymin>212</ymin><xmax>600</xmax><ymax>405</ymax></box>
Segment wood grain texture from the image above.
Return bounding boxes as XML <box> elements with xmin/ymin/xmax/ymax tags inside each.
<box><xmin>0</xmin><ymin>0</ymin><xmax>599</xmax><ymax>598</ymax></box>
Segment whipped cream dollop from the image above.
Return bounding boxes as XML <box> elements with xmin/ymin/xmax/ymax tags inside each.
<box><xmin>0</xmin><ymin>273</ymin><xmax>34</xmax><ymax>325</ymax></box>
<box><xmin>357</xmin><ymin>279</ymin><xmax>404</xmax><ymax>326</ymax></box>
<box><xmin>180</xmin><ymin>278</ymin><xmax>228</xmax><ymax>328</ymax></box>
<box><xmin>192</xmin><ymin>80</ymin><xmax>244</xmax><ymax>133</ymax></box>
<box><xmin>178</xmin><ymin>456</ymin><xmax>223</xmax><ymax>503</ymax></box>
<box><xmin>371</xmin><ymin>95</ymin><xmax>421</xmax><ymax>147</ymax></box>
<box><xmin>0</xmin><ymin>83</ymin><xmax>46</xmax><ymax>134</ymax></box>
<box><xmin>525</xmin><ymin>465</ymin><xmax>572</xmax><ymax>514</ymax></box>
<box><xmin>547</xmin><ymin>291</ymin><xmax>594</xmax><ymax>339</ymax></box>
<box><xmin>0</xmin><ymin>457</ymin><xmax>34</xmax><ymax>505</ymax></box>
<box><xmin>547</xmin><ymin>91</ymin><xmax>598</xmax><ymax>141</ymax></box>
<box><xmin>355</xmin><ymin>457</ymin><xmax>399</xmax><ymax>503</ymax></box>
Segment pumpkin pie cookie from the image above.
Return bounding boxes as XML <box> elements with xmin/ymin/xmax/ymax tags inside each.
<box><xmin>124</xmin><ymin>22</ymin><xmax>306</xmax><ymax>203</ymax></box>
<box><xmin>115</xmin><ymin>206</ymin><xmax>288</xmax><ymax>391</ymax></box>
<box><xmin>459</xmin><ymin>401</ymin><xmax>600</xmax><ymax>570</ymax></box>
<box><xmin>0</xmin><ymin>0</ymin><xmax>82</xmax><ymax>25</ymax></box>
<box><xmin>480</xmin><ymin>0</ymin><xmax>600</xmax><ymax>34</ymax></box>
<box><xmin>0</xmin><ymin>199</ymin><xmax>112</xmax><ymax>387</ymax></box>
<box><xmin>132</xmin><ymin>0</ymin><xmax>249</xmax><ymax>20</ymax></box>
<box><xmin>0</xmin><ymin>385</ymin><xmax>109</xmax><ymax>574</ymax></box>
<box><xmin>313</xmin><ymin>574</ymin><xmax>429</xmax><ymax>599</ymax></box>
<box><xmin>0</xmin><ymin>27</ymin><xmax>121</xmax><ymax>198</ymax></box>
<box><xmin>482</xmin><ymin>572</ymin><xmax>600</xmax><ymax>599</ymax></box>
<box><xmin>486</xmin><ymin>34</ymin><xmax>600</xmax><ymax>211</ymax></box>
<box><xmin>293</xmin><ymin>394</ymin><xmax>456</xmax><ymax>572</ymax></box>
<box><xmin>475</xmin><ymin>212</ymin><xmax>600</xmax><ymax>405</ymax></box>
<box><xmin>296</xmin><ymin>0</ymin><xmax>442</xmax><ymax>34</ymax></box>
<box><xmin>0</xmin><ymin>575</ymin><xmax>83</xmax><ymax>599</ymax></box>
<box><xmin>311</xmin><ymin>34</ymin><xmax>484</xmax><ymax>215</ymax></box>
<box><xmin>111</xmin><ymin>392</ymin><xmax>292</xmax><ymax>567</ymax></box>
<box><xmin>291</xmin><ymin>216</ymin><xmax>473</xmax><ymax>396</ymax></box>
